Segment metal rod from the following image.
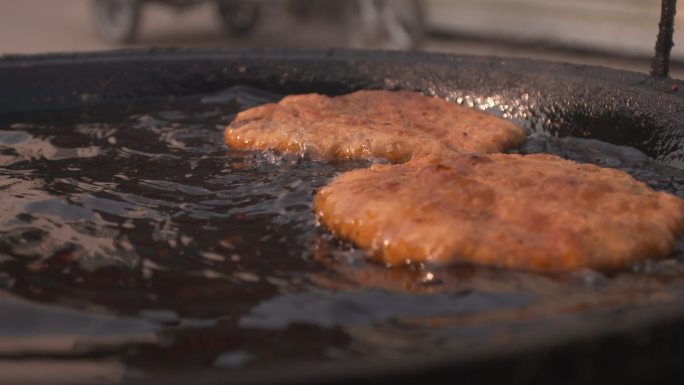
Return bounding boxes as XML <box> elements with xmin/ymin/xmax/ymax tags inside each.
<box><xmin>652</xmin><ymin>0</ymin><xmax>677</xmax><ymax>77</ymax></box>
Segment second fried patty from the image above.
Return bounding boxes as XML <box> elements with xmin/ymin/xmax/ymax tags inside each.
<box><xmin>314</xmin><ymin>154</ymin><xmax>684</xmax><ymax>272</ymax></box>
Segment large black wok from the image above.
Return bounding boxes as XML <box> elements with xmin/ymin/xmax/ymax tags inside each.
<box><xmin>1</xmin><ymin>49</ymin><xmax>684</xmax><ymax>385</ymax></box>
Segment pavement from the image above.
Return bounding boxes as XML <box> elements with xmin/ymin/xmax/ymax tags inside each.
<box><xmin>0</xmin><ymin>0</ymin><xmax>681</xmax><ymax>78</ymax></box>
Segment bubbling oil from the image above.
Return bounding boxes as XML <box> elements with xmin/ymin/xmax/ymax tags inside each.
<box><xmin>0</xmin><ymin>86</ymin><xmax>683</xmax><ymax>378</ymax></box>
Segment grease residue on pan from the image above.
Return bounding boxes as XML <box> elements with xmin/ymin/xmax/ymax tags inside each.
<box><xmin>0</xmin><ymin>86</ymin><xmax>684</xmax><ymax>378</ymax></box>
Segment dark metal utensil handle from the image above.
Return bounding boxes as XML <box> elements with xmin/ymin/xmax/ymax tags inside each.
<box><xmin>652</xmin><ymin>0</ymin><xmax>677</xmax><ymax>77</ymax></box>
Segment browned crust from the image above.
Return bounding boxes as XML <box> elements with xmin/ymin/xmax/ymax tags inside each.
<box><xmin>314</xmin><ymin>154</ymin><xmax>684</xmax><ymax>272</ymax></box>
<box><xmin>225</xmin><ymin>90</ymin><xmax>526</xmax><ymax>162</ymax></box>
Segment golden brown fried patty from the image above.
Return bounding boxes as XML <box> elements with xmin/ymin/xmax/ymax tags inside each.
<box><xmin>225</xmin><ymin>91</ymin><xmax>526</xmax><ymax>162</ymax></box>
<box><xmin>314</xmin><ymin>154</ymin><xmax>684</xmax><ymax>272</ymax></box>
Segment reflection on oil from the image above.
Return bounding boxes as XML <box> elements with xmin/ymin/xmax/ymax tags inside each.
<box><xmin>0</xmin><ymin>295</ymin><xmax>156</xmax><ymax>355</ymax></box>
<box><xmin>0</xmin><ymin>86</ymin><xmax>683</xmax><ymax>382</ymax></box>
<box><xmin>0</xmin><ymin>360</ymin><xmax>126</xmax><ymax>385</ymax></box>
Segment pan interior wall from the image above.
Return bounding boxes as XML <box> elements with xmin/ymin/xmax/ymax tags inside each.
<box><xmin>1</xmin><ymin>51</ymin><xmax>683</xmax><ymax>168</ymax></box>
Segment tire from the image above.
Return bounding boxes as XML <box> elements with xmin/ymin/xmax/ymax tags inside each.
<box><xmin>92</xmin><ymin>0</ymin><xmax>141</xmax><ymax>44</ymax></box>
<box><xmin>216</xmin><ymin>1</ymin><xmax>260</xmax><ymax>36</ymax></box>
<box><xmin>345</xmin><ymin>0</ymin><xmax>425</xmax><ymax>50</ymax></box>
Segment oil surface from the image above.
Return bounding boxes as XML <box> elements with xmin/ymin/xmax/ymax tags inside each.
<box><xmin>1</xmin><ymin>87</ymin><xmax>684</xmax><ymax>383</ymax></box>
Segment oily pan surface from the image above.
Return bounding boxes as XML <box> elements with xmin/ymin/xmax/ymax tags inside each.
<box><xmin>2</xmin><ymin>84</ymin><xmax>684</xmax><ymax>381</ymax></box>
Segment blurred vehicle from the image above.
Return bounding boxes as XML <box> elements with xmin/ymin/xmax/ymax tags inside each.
<box><xmin>91</xmin><ymin>0</ymin><xmax>425</xmax><ymax>49</ymax></box>
<box><xmin>92</xmin><ymin>0</ymin><xmax>259</xmax><ymax>43</ymax></box>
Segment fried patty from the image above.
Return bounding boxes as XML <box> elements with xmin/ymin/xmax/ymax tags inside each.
<box><xmin>314</xmin><ymin>154</ymin><xmax>684</xmax><ymax>272</ymax></box>
<box><xmin>226</xmin><ymin>90</ymin><xmax>526</xmax><ymax>162</ymax></box>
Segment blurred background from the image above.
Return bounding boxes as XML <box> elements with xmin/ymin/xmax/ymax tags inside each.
<box><xmin>1</xmin><ymin>0</ymin><xmax>683</xmax><ymax>78</ymax></box>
